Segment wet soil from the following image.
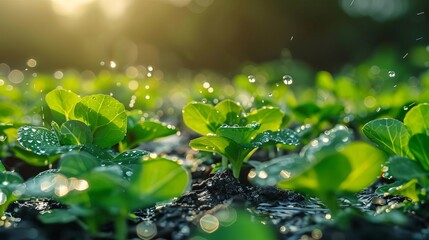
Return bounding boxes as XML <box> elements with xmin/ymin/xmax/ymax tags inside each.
<box><xmin>1</xmin><ymin>168</ymin><xmax>429</xmax><ymax>240</ymax></box>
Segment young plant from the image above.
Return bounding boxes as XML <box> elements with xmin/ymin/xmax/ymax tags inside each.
<box><xmin>363</xmin><ymin>103</ymin><xmax>429</xmax><ymax>202</ymax></box>
<box><xmin>0</xmin><ymin>169</ymin><xmax>24</xmax><ymax>216</ymax></box>
<box><xmin>250</xmin><ymin>125</ymin><xmax>387</xmax><ymax>216</ymax></box>
<box><xmin>25</xmin><ymin>150</ymin><xmax>190</xmax><ymax>240</ymax></box>
<box><xmin>14</xmin><ymin>89</ymin><xmax>127</xmax><ymax>166</ymax></box>
<box><xmin>183</xmin><ymin>99</ymin><xmax>300</xmax><ymax>178</ymax></box>
<box><xmin>119</xmin><ymin>110</ymin><xmax>178</xmax><ymax>151</ymax></box>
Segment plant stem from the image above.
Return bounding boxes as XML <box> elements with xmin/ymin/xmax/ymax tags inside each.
<box><xmin>115</xmin><ymin>211</ymin><xmax>128</xmax><ymax>240</ymax></box>
<box><xmin>320</xmin><ymin>193</ymin><xmax>340</xmax><ymax>217</ymax></box>
<box><xmin>222</xmin><ymin>156</ymin><xmax>228</xmax><ymax>170</ymax></box>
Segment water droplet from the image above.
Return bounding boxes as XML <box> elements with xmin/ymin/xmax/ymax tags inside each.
<box><xmin>258</xmin><ymin>171</ymin><xmax>268</xmax><ymax>179</ymax></box>
<box><xmin>268</xmin><ymin>93</ymin><xmax>273</xmax><ymax>97</ymax></box>
<box><xmin>282</xmin><ymin>75</ymin><xmax>293</xmax><ymax>85</ymax></box>
<box><xmin>110</xmin><ymin>61</ymin><xmax>117</xmax><ymax>69</ymax></box>
<box><xmin>136</xmin><ymin>221</ymin><xmax>157</xmax><ymax>239</ymax></box>
<box><xmin>388</xmin><ymin>71</ymin><xmax>396</xmax><ymax>78</ymax></box>
<box><xmin>199</xmin><ymin>214</ymin><xmax>219</xmax><ymax>233</ymax></box>
<box><xmin>125</xmin><ymin>171</ymin><xmax>133</xmax><ymax>177</ymax></box>
<box><xmin>248</xmin><ymin>75</ymin><xmax>256</xmax><ymax>83</ymax></box>
<box><xmin>0</xmin><ymin>190</ymin><xmax>8</xmax><ymax>205</ymax></box>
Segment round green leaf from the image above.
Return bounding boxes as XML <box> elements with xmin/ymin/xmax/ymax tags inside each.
<box><xmin>182</xmin><ymin>102</ymin><xmax>225</xmax><ymax>135</ymax></box>
<box><xmin>45</xmin><ymin>89</ymin><xmax>80</xmax><ymax>124</ymax></box>
<box><xmin>130</xmin><ymin>158</ymin><xmax>190</xmax><ymax>208</ymax></box>
<box><xmin>245</xmin><ymin>107</ymin><xmax>284</xmax><ymax>134</ymax></box>
<box><xmin>74</xmin><ymin>94</ymin><xmax>127</xmax><ymax>148</ymax></box>
<box><xmin>214</xmin><ymin>99</ymin><xmax>244</xmax><ymax>125</ymax></box>
<box><xmin>362</xmin><ymin>119</ymin><xmax>411</xmax><ymax>157</ymax></box>
<box><xmin>60</xmin><ymin>120</ymin><xmax>93</xmax><ymax>145</ymax></box>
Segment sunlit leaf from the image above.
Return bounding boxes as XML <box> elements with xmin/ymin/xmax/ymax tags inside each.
<box><xmin>126</xmin><ymin>121</ymin><xmax>177</xmax><ymax>144</ymax></box>
<box><xmin>60</xmin><ymin>120</ymin><xmax>93</xmax><ymax>145</ymax></box>
<box><xmin>277</xmin><ymin>153</ymin><xmax>352</xmax><ymax>195</ymax></box>
<box><xmin>214</xmin><ymin>99</ymin><xmax>244</xmax><ymax>125</ymax></box>
<box><xmin>377</xmin><ymin>179</ymin><xmax>420</xmax><ymax>202</ymax></box>
<box><xmin>130</xmin><ymin>158</ymin><xmax>190</xmax><ymax>208</ymax></box>
<box><xmin>182</xmin><ymin>102</ymin><xmax>225</xmax><ymax>135</ymax></box>
<box><xmin>362</xmin><ymin>119</ymin><xmax>411</xmax><ymax>157</ymax></box>
<box><xmin>245</xmin><ymin>107</ymin><xmax>284</xmax><ymax>134</ymax></box>
<box><xmin>216</xmin><ymin>123</ymin><xmax>260</xmax><ymax>146</ymax></box>
<box><xmin>339</xmin><ymin>142</ymin><xmax>387</xmax><ymax>192</ymax></box>
<box><xmin>45</xmin><ymin>89</ymin><xmax>80</xmax><ymax>124</ymax></box>
<box><xmin>403</xmin><ymin>103</ymin><xmax>429</xmax><ymax>135</ymax></box>
<box><xmin>74</xmin><ymin>94</ymin><xmax>127</xmax><ymax>148</ymax></box>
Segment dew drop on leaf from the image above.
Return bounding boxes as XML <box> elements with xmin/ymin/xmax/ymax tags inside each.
<box><xmin>388</xmin><ymin>71</ymin><xmax>396</xmax><ymax>78</ymax></box>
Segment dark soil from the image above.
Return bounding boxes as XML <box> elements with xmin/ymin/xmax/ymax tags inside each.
<box><xmin>1</xmin><ymin>167</ymin><xmax>429</xmax><ymax>240</ymax></box>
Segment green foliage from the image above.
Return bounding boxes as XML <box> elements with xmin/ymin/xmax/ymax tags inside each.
<box><xmin>363</xmin><ymin>103</ymin><xmax>429</xmax><ymax>202</ymax></box>
<box><xmin>74</xmin><ymin>94</ymin><xmax>127</xmax><ymax>148</ymax></box>
<box><xmin>362</xmin><ymin>119</ymin><xmax>411</xmax><ymax>157</ymax></box>
<box><xmin>184</xmin><ymin>100</ymin><xmax>299</xmax><ymax>178</ymax></box>
<box><xmin>251</xmin><ymin>125</ymin><xmax>386</xmax><ymax>216</ymax></box>
<box><xmin>120</xmin><ymin>111</ymin><xmax>178</xmax><ymax>151</ymax></box>
<box><xmin>45</xmin><ymin>89</ymin><xmax>80</xmax><ymax>124</ymax></box>
<box><xmin>0</xmin><ymin>171</ymin><xmax>24</xmax><ymax>216</ymax></box>
<box><xmin>15</xmin><ymin>89</ymin><xmax>129</xmax><ymax>165</ymax></box>
<box><xmin>25</xmin><ymin>151</ymin><xmax>190</xmax><ymax>240</ymax></box>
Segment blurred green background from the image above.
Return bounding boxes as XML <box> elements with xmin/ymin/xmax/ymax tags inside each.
<box><xmin>0</xmin><ymin>0</ymin><xmax>428</xmax><ymax>75</ymax></box>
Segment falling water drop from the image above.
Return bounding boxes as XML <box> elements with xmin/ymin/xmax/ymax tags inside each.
<box><xmin>248</xmin><ymin>75</ymin><xmax>256</xmax><ymax>83</ymax></box>
<box><xmin>388</xmin><ymin>71</ymin><xmax>396</xmax><ymax>78</ymax></box>
<box><xmin>282</xmin><ymin>75</ymin><xmax>293</xmax><ymax>85</ymax></box>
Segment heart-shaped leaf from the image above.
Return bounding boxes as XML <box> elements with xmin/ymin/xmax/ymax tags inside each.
<box><xmin>74</xmin><ymin>94</ymin><xmax>127</xmax><ymax>148</ymax></box>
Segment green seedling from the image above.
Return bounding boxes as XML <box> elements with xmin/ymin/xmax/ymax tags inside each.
<box><xmin>183</xmin><ymin>99</ymin><xmax>300</xmax><ymax>178</ymax></box>
<box><xmin>119</xmin><ymin>110</ymin><xmax>178</xmax><ymax>151</ymax></box>
<box><xmin>14</xmin><ymin>89</ymin><xmax>127</xmax><ymax>166</ymax></box>
<box><xmin>26</xmin><ymin>150</ymin><xmax>190</xmax><ymax>240</ymax></box>
<box><xmin>363</xmin><ymin>103</ymin><xmax>429</xmax><ymax>202</ymax></box>
<box><xmin>250</xmin><ymin>125</ymin><xmax>386</xmax><ymax>216</ymax></box>
<box><xmin>0</xmin><ymin>170</ymin><xmax>24</xmax><ymax>216</ymax></box>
